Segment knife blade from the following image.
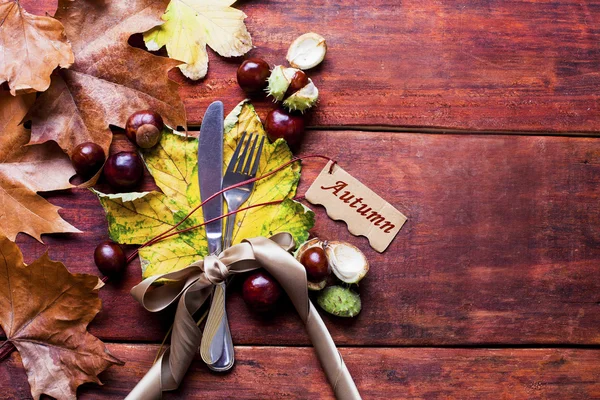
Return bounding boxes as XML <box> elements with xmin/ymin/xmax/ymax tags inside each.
<box><xmin>198</xmin><ymin>101</ymin><xmax>224</xmax><ymax>255</ymax></box>
<box><xmin>197</xmin><ymin>101</ymin><xmax>234</xmax><ymax>371</ymax></box>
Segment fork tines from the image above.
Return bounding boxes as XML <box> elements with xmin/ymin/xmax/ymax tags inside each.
<box><xmin>228</xmin><ymin>132</ymin><xmax>265</xmax><ymax>176</ymax></box>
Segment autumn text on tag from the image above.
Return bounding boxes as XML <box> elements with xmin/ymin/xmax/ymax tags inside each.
<box><xmin>305</xmin><ymin>162</ymin><xmax>407</xmax><ymax>252</ymax></box>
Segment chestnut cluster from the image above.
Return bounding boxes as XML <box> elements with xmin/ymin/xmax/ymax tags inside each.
<box><xmin>296</xmin><ymin>239</ymin><xmax>369</xmax><ymax>318</ymax></box>
<box><xmin>75</xmin><ymin>110</ymin><xmax>164</xmax><ymax>279</ymax></box>
<box><xmin>236</xmin><ymin>58</ymin><xmax>313</xmax><ymax>149</ymax></box>
<box><xmin>71</xmin><ymin>110</ymin><xmax>164</xmax><ymax>191</ymax></box>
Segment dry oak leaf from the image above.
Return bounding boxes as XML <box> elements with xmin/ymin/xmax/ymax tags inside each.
<box><xmin>0</xmin><ymin>0</ymin><xmax>74</xmax><ymax>95</ymax></box>
<box><xmin>26</xmin><ymin>0</ymin><xmax>186</xmax><ymax>180</ymax></box>
<box><xmin>144</xmin><ymin>0</ymin><xmax>253</xmax><ymax>80</ymax></box>
<box><xmin>0</xmin><ymin>91</ymin><xmax>80</xmax><ymax>242</ymax></box>
<box><xmin>0</xmin><ymin>236</ymin><xmax>123</xmax><ymax>400</ymax></box>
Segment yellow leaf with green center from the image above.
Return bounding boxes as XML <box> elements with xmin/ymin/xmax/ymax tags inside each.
<box><xmin>141</xmin><ymin>130</ymin><xmax>201</xmax><ymax>210</ymax></box>
<box><xmin>95</xmin><ymin>101</ymin><xmax>313</xmax><ymax>278</ymax></box>
<box><xmin>93</xmin><ymin>191</ymin><xmax>180</xmax><ymax>244</ymax></box>
<box><xmin>237</xmin><ymin>198</ymin><xmax>314</xmax><ymax>244</ymax></box>
<box><xmin>144</xmin><ymin>0</ymin><xmax>252</xmax><ymax>80</ymax></box>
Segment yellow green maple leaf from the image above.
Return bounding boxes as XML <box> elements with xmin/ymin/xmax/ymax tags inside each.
<box><xmin>95</xmin><ymin>101</ymin><xmax>313</xmax><ymax>278</ymax></box>
<box><xmin>144</xmin><ymin>0</ymin><xmax>252</xmax><ymax>80</ymax></box>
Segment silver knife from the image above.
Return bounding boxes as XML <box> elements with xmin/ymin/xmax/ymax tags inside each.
<box><xmin>197</xmin><ymin>101</ymin><xmax>234</xmax><ymax>371</ymax></box>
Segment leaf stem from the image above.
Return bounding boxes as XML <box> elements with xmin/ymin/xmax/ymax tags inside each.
<box><xmin>0</xmin><ymin>341</ymin><xmax>16</xmax><ymax>362</ymax></box>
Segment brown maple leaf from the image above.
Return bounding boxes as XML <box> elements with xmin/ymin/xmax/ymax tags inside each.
<box><xmin>0</xmin><ymin>91</ymin><xmax>80</xmax><ymax>242</ymax></box>
<box><xmin>26</xmin><ymin>0</ymin><xmax>186</xmax><ymax>176</ymax></box>
<box><xmin>0</xmin><ymin>236</ymin><xmax>123</xmax><ymax>400</ymax></box>
<box><xmin>0</xmin><ymin>0</ymin><xmax>74</xmax><ymax>95</ymax></box>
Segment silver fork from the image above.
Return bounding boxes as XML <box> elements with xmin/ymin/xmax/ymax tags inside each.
<box><xmin>222</xmin><ymin>132</ymin><xmax>266</xmax><ymax>248</ymax></box>
<box><xmin>202</xmin><ymin>132</ymin><xmax>265</xmax><ymax>372</ymax></box>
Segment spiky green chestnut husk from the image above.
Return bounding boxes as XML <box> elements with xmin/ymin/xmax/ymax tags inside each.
<box><xmin>266</xmin><ymin>65</ymin><xmax>297</xmax><ymax>101</ymax></box>
<box><xmin>317</xmin><ymin>286</ymin><xmax>361</xmax><ymax>317</ymax></box>
<box><xmin>283</xmin><ymin>79</ymin><xmax>319</xmax><ymax>113</ymax></box>
<box><xmin>267</xmin><ymin>66</ymin><xmax>319</xmax><ymax>112</ymax></box>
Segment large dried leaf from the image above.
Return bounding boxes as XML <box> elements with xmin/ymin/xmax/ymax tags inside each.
<box><xmin>0</xmin><ymin>0</ymin><xmax>74</xmax><ymax>95</ymax></box>
<box><xmin>144</xmin><ymin>0</ymin><xmax>252</xmax><ymax>80</ymax></box>
<box><xmin>26</xmin><ymin>0</ymin><xmax>187</xmax><ymax>178</ymax></box>
<box><xmin>0</xmin><ymin>91</ymin><xmax>80</xmax><ymax>242</ymax></box>
<box><xmin>96</xmin><ymin>101</ymin><xmax>313</xmax><ymax>278</ymax></box>
<box><xmin>0</xmin><ymin>236</ymin><xmax>123</xmax><ymax>400</ymax></box>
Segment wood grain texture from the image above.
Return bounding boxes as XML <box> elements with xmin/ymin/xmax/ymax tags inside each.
<box><xmin>3</xmin><ymin>345</ymin><xmax>600</xmax><ymax>399</ymax></box>
<box><xmin>21</xmin><ymin>0</ymin><xmax>600</xmax><ymax>133</ymax></box>
<box><xmin>5</xmin><ymin>131</ymin><xmax>599</xmax><ymax>346</ymax></box>
<box><xmin>5</xmin><ymin>2</ymin><xmax>600</xmax><ymax>398</ymax></box>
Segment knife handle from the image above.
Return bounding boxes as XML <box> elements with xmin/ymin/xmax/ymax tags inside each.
<box><xmin>200</xmin><ymin>283</ymin><xmax>234</xmax><ymax>370</ymax></box>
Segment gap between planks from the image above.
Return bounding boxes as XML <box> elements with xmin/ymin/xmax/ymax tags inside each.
<box><xmin>95</xmin><ymin>342</ymin><xmax>600</xmax><ymax>350</ymax></box>
<box><xmin>185</xmin><ymin>124</ymin><xmax>600</xmax><ymax>138</ymax></box>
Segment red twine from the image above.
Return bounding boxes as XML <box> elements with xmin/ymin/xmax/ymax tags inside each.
<box><xmin>124</xmin><ymin>155</ymin><xmax>334</xmax><ymax>264</ymax></box>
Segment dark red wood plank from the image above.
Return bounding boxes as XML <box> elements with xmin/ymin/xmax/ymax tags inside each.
<box><xmin>3</xmin><ymin>345</ymin><xmax>600</xmax><ymax>399</ymax></box>
<box><xmin>20</xmin><ymin>0</ymin><xmax>600</xmax><ymax>133</ymax></box>
<box><xmin>7</xmin><ymin>131</ymin><xmax>600</xmax><ymax>345</ymax></box>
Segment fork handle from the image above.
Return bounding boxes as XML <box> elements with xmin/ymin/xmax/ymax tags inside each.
<box><xmin>201</xmin><ymin>214</ymin><xmax>236</xmax><ymax>371</ymax></box>
<box><xmin>200</xmin><ymin>283</ymin><xmax>234</xmax><ymax>370</ymax></box>
<box><xmin>223</xmin><ymin>213</ymin><xmax>236</xmax><ymax>248</ymax></box>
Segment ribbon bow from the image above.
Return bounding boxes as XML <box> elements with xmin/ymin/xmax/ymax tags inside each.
<box><xmin>125</xmin><ymin>233</ymin><xmax>361</xmax><ymax>400</ymax></box>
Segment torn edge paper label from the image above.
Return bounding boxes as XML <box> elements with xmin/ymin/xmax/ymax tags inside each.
<box><xmin>305</xmin><ymin>161</ymin><xmax>407</xmax><ymax>253</ymax></box>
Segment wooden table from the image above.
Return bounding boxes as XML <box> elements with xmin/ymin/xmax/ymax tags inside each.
<box><xmin>3</xmin><ymin>0</ymin><xmax>600</xmax><ymax>398</ymax></box>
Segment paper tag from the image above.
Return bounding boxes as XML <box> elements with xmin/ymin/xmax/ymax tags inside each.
<box><xmin>305</xmin><ymin>161</ymin><xmax>407</xmax><ymax>253</ymax></box>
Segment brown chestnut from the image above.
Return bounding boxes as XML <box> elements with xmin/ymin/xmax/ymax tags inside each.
<box><xmin>237</xmin><ymin>58</ymin><xmax>270</xmax><ymax>93</ymax></box>
<box><xmin>103</xmin><ymin>151</ymin><xmax>144</xmax><ymax>191</ymax></box>
<box><xmin>300</xmin><ymin>246</ymin><xmax>329</xmax><ymax>282</ymax></box>
<box><xmin>265</xmin><ymin>108</ymin><xmax>305</xmax><ymax>148</ymax></box>
<box><xmin>242</xmin><ymin>270</ymin><xmax>282</xmax><ymax>312</ymax></box>
<box><xmin>284</xmin><ymin>70</ymin><xmax>309</xmax><ymax>99</ymax></box>
<box><xmin>125</xmin><ymin>110</ymin><xmax>164</xmax><ymax>148</ymax></box>
<box><xmin>71</xmin><ymin>142</ymin><xmax>105</xmax><ymax>177</ymax></box>
<box><xmin>94</xmin><ymin>241</ymin><xmax>126</xmax><ymax>277</ymax></box>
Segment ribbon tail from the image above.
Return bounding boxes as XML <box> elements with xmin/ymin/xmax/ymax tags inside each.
<box><xmin>125</xmin><ymin>355</ymin><xmax>163</xmax><ymax>400</ymax></box>
<box><xmin>126</xmin><ymin>234</ymin><xmax>361</xmax><ymax>399</ymax></box>
<box><xmin>127</xmin><ymin>280</ymin><xmax>213</xmax><ymax>399</ymax></box>
<box><xmin>246</xmin><ymin>236</ymin><xmax>362</xmax><ymax>400</ymax></box>
<box><xmin>306</xmin><ymin>302</ymin><xmax>362</xmax><ymax>400</ymax></box>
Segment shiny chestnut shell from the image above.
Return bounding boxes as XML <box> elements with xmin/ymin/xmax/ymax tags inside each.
<box><xmin>71</xmin><ymin>142</ymin><xmax>105</xmax><ymax>177</ymax></box>
<box><xmin>242</xmin><ymin>271</ymin><xmax>282</xmax><ymax>312</ymax></box>
<box><xmin>264</xmin><ymin>108</ymin><xmax>305</xmax><ymax>147</ymax></box>
<box><xmin>284</xmin><ymin>70</ymin><xmax>309</xmax><ymax>99</ymax></box>
<box><xmin>94</xmin><ymin>241</ymin><xmax>126</xmax><ymax>277</ymax></box>
<box><xmin>125</xmin><ymin>110</ymin><xmax>164</xmax><ymax>148</ymax></box>
<box><xmin>300</xmin><ymin>246</ymin><xmax>329</xmax><ymax>282</ymax></box>
<box><xmin>237</xmin><ymin>58</ymin><xmax>270</xmax><ymax>93</ymax></box>
<box><xmin>103</xmin><ymin>151</ymin><xmax>144</xmax><ymax>191</ymax></box>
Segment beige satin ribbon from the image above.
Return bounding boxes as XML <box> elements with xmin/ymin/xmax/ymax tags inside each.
<box><xmin>125</xmin><ymin>233</ymin><xmax>361</xmax><ymax>400</ymax></box>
